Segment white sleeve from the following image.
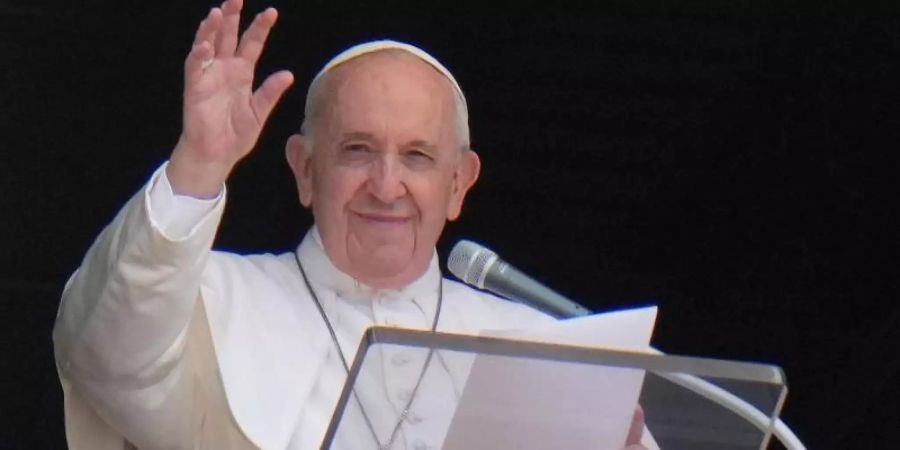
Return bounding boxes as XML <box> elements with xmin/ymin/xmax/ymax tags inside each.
<box><xmin>53</xmin><ymin>162</ymin><xmax>226</xmax><ymax>448</ymax></box>
<box><xmin>147</xmin><ymin>161</ymin><xmax>224</xmax><ymax>240</ymax></box>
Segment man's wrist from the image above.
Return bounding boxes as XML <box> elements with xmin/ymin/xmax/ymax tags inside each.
<box><xmin>166</xmin><ymin>143</ymin><xmax>230</xmax><ymax>199</ymax></box>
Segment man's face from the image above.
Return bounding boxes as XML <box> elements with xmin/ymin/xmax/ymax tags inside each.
<box><xmin>287</xmin><ymin>52</ymin><xmax>480</xmax><ymax>289</ymax></box>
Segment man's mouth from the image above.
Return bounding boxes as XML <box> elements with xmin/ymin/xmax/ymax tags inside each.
<box><xmin>354</xmin><ymin>211</ymin><xmax>410</xmax><ymax>224</ymax></box>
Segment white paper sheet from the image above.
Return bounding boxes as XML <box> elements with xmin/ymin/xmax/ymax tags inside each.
<box><xmin>441</xmin><ymin>306</ymin><xmax>658</xmax><ymax>450</ymax></box>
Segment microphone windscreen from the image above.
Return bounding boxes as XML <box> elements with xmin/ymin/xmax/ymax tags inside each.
<box><xmin>447</xmin><ymin>240</ymin><xmax>497</xmax><ymax>288</ymax></box>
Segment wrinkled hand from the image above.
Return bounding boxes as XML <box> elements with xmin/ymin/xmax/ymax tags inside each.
<box><xmin>168</xmin><ymin>0</ymin><xmax>293</xmax><ymax>198</ymax></box>
<box><xmin>623</xmin><ymin>405</ymin><xmax>648</xmax><ymax>450</ymax></box>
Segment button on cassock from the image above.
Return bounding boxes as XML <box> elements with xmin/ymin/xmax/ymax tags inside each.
<box><xmin>396</xmin><ymin>389</ymin><xmax>412</xmax><ymax>402</ymax></box>
<box><xmin>391</xmin><ymin>353</ymin><xmax>411</xmax><ymax>366</ymax></box>
<box><xmin>382</xmin><ymin>315</ymin><xmax>399</xmax><ymax>327</ymax></box>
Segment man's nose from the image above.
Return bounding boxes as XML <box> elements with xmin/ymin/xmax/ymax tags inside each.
<box><xmin>366</xmin><ymin>156</ymin><xmax>407</xmax><ymax>203</ymax></box>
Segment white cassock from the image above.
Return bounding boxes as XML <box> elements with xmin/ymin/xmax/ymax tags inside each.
<box><xmin>52</xmin><ymin>163</ymin><xmax>555</xmax><ymax>450</ymax></box>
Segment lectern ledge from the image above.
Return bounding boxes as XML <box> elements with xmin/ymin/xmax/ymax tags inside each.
<box><xmin>320</xmin><ymin>327</ymin><xmax>793</xmax><ymax>450</ymax></box>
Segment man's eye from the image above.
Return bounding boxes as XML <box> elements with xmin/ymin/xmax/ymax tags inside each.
<box><xmin>345</xmin><ymin>144</ymin><xmax>370</xmax><ymax>153</ymax></box>
<box><xmin>406</xmin><ymin>150</ymin><xmax>433</xmax><ymax>160</ymax></box>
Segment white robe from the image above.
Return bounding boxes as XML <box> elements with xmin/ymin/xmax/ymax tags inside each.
<box><xmin>52</xmin><ymin>165</ymin><xmax>554</xmax><ymax>450</ymax></box>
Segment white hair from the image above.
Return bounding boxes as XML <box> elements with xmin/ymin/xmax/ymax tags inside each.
<box><xmin>300</xmin><ymin>40</ymin><xmax>470</xmax><ymax>151</ymax></box>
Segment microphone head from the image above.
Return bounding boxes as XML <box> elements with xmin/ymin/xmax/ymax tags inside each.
<box><xmin>448</xmin><ymin>240</ymin><xmax>498</xmax><ymax>289</ymax></box>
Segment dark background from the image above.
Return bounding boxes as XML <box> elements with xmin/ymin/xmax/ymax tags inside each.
<box><xmin>2</xmin><ymin>0</ymin><xmax>898</xmax><ymax>448</ymax></box>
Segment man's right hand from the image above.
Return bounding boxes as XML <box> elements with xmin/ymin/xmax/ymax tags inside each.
<box><xmin>167</xmin><ymin>0</ymin><xmax>293</xmax><ymax>198</ymax></box>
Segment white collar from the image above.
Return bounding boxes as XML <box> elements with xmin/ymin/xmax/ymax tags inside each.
<box><xmin>295</xmin><ymin>226</ymin><xmax>442</xmax><ymax>304</ymax></box>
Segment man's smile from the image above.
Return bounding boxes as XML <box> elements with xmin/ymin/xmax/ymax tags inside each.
<box><xmin>352</xmin><ymin>210</ymin><xmax>413</xmax><ymax>227</ymax></box>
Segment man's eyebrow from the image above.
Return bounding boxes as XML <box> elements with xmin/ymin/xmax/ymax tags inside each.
<box><xmin>403</xmin><ymin>139</ymin><xmax>438</xmax><ymax>152</ymax></box>
<box><xmin>339</xmin><ymin>131</ymin><xmax>377</xmax><ymax>142</ymax></box>
<box><xmin>339</xmin><ymin>134</ymin><xmax>438</xmax><ymax>151</ymax></box>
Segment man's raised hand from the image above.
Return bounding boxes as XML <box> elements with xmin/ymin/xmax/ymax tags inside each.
<box><xmin>168</xmin><ymin>0</ymin><xmax>294</xmax><ymax>198</ymax></box>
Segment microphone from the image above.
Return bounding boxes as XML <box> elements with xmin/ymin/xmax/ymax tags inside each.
<box><xmin>447</xmin><ymin>240</ymin><xmax>592</xmax><ymax>318</ymax></box>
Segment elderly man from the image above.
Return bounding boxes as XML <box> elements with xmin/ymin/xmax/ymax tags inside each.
<box><xmin>53</xmin><ymin>1</ymin><xmax>648</xmax><ymax>449</ymax></box>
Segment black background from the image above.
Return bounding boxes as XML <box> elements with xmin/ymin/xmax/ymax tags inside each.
<box><xmin>2</xmin><ymin>0</ymin><xmax>898</xmax><ymax>448</ymax></box>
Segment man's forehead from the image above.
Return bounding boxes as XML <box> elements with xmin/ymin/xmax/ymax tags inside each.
<box><xmin>324</xmin><ymin>65</ymin><xmax>458</xmax><ymax>143</ymax></box>
<box><xmin>308</xmin><ymin>40</ymin><xmax>467</xmax><ymax>110</ymax></box>
<box><xmin>328</xmin><ymin>51</ymin><xmax>454</xmax><ymax>101</ymax></box>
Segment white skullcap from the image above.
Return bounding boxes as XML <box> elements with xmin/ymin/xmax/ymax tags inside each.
<box><xmin>308</xmin><ymin>39</ymin><xmax>468</xmax><ymax>110</ymax></box>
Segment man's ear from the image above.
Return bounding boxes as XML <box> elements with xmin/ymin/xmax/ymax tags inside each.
<box><xmin>285</xmin><ymin>134</ymin><xmax>314</xmax><ymax>208</ymax></box>
<box><xmin>446</xmin><ymin>149</ymin><xmax>481</xmax><ymax>221</ymax></box>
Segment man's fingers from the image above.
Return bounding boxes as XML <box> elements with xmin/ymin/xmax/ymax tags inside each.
<box><xmin>236</xmin><ymin>8</ymin><xmax>277</xmax><ymax>64</ymax></box>
<box><xmin>185</xmin><ymin>40</ymin><xmax>214</xmax><ymax>87</ymax></box>
<box><xmin>251</xmin><ymin>70</ymin><xmax>294</xmax><ymax>125</ymax></box>
<box><xmin>186</xmin><ymin>7</ymin><xmax>221</xmax><ymax>87</ymax></box>
<box><xmin>215</xmin><ymin>0</ymin><xmax>244</xmax><ymax>57</ymax></box>
<box><xmin>192</xmin><ymin>7</ymin><xmax>221</xmax><ymax>47</ymax></box>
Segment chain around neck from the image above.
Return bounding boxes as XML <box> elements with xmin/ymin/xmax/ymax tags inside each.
<box><xmin>294</xmin><ymin>252</ymin><xmax>442</xmax><ymax>450</ymax></box>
